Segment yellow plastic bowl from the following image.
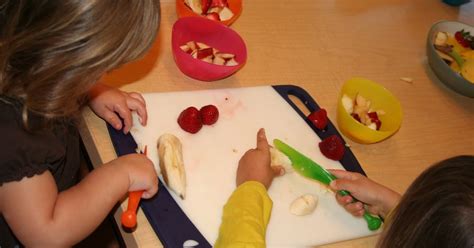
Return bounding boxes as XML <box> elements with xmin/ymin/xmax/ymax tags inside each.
<box><xmin>337</xmin><ymin>78</ymin><xmax>403</xmax><ymax>144</ymax></box>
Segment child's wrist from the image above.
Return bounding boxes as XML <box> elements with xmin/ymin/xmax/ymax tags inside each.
<box><xmin>380</xmin><ymin>190</ymin><xmax>401</xmax><ymax>218</ymax></box>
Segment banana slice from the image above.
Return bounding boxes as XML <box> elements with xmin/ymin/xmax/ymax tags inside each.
<box><xmin>158</xmin><ymin>134</ymin><xmax>186</xmax><ymax>199</ymax></box>
<box><xmin>290</xmin><ymin>194</ymin><xmax>318</xmax><ymax>216</ymax></box>
<box><xmin>270</xmin><ymin>147</ymin><xmax>293</xmax><ymax>173</ymax></box>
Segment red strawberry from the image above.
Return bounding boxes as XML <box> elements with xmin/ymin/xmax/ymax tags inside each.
<box><xmin>210</xmin><ymin>0</ymin><xmax>228</xmax><ymax>8</ymax></box>
<box><xmin>455</xmin><ymin>30</ymin><xmax>471</xmax><ymax>48</ymax></box>
<box><xmin>206</xmin><ymin>12</ymin><xmax>220</xmax><ymax>21</ymax></box>
<box><xmin>178</xmin><ymin>107</ymin><xmax>203</xmax><ymax>133</ymax></box>
<box><xmin>201</xmin><ymin>0</ymin><xmax>211</xmax><ymax>13</ymax></box>
<box><xmin>307</xmin><ymin>108</ymin><xmax>328</xmax><ymax>130</ymax></box>
<box><xmin>367</xmin><ymin>112</ymin><xmax>382</xmax><ymax>130</ymax></box>
<box><xmin>199</xmin><ymin>105</ymin><xmax>219</xmax><ymax>125</ymax></box>
<box><xmin>319</xmin><ymin>135</ymin><xmax>345</xmax><ymax>161</ymax></box>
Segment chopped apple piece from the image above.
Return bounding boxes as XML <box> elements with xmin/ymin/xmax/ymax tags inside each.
<box><xmin>225</xmin><ymin>58</ymin><xmax>238</xmax><ymax>66</ymax></box>
<box><xmin>196</xmin><ymin>47</ymin><xmax>214</xmax><ymax>59</ymax></box>
<box><xmin>208</xmin><ymin>7</ymin><xmax>222</xmax><ymax>13</ymax></box>
<box><xmin>180</xmin><ymin>44</ymin><xmax>191</xmax><ymax>54</ymax></box>
<box><xmin>219</xmin><ymin>7</ymin><xmax>234</xmax><ymax>21</ymax></box>
<box><xmin>217</xmin><ymin>53</ymin><xmax>235</xmax><ymax>59</ymax></box>
<box><xmin>184</xmin><ymin>0</ymin><xmax>202</xmax><ymax>15</ymax></box>
<box><xmin>341</xmin><ymin>94</ymin><xmax>354</xmax><ymax>113</ymax></box>
<box><xmin>191</xmin><ymin>50</ymin><xmax>198</xmax><ymax>59</ymax></box>
<box><xmin>186</xmin><ymin>41</ymin><xmax>197</xmax><ymax>51</ymax></box>
<box><xmin>213</xmin><ymin>56</ymin><xmax>226</xmax><ymax>65</ymax></box>
<box><xmin>201</xmin><ymin>56</ymin><xmax>213</xmax><ymax>63</ymax></box>
<box><xmin>196</xmin><ymin>42</ymin><xmax>210</xmax><ymax>49</ymax></box>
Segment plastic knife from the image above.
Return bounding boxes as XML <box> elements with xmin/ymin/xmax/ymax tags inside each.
<box><xmin>273</xmin><ymin>139</ymin><xmax>382</xmax><ymax>231</ymax></box>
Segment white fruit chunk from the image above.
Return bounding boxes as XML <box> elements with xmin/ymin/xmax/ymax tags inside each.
<box><xmin>341</xmin><ymin>94</ymin><xmax>354</xmax><ymax>113</ymax></box>
<box><xmin>434</xmin><ymin>31</ymin><xmax>448</xmax><ymax>46</ymax></box>
<box><xmin>270</xmin><ymin>147</ymin><xmax>293</xmax><ymax>173</ymax></box>
<box><xmin>158</xmin><ymin>134</ymin><xmax>187</xmax><ymax>199</ymax></box>
<box><xmin>290</xmin><ymin>194</ymin><xmax>318</xmax><ymax>216</ymax></box>
<box><xmin>219</xmin><ymin>6</ymin><xmax>234</xmax><ymax>21</ymax></box>
<box><xmin>225</xmin><ymin>58</ymin><xmax>238</xmax><ymax>66</ymax></box>
<box><xmin>184</xmin><ymin>0</ymin><xmax>202</xmax><ymax>14</ymax></box>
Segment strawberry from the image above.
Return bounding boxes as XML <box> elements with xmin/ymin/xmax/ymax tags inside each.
<box><xmin>307</xmin><ymin>108</ymin><xmax>328</xmax><ymax>130</ymax></box>
<box><xmin>455</xmin><ymin>30</ymin><xmax>471</xmax><ymax>48</ymax></box>
<box><xmin>201</xmin><ymin>0</ymin><xmax>211</xmax><ymax>14</ymax></box>
<box><xmin>199</xmin><ymin>105</ymin><xmax>219</xmax><ymax>125</ymax></box>
<box><xmin>206</xmin><ymin>12</ymin><xmax>220</xmax><ymax>21</ymax></box>
<box><xmin>210</xmin><ymin>0</ymin><xmax>228</xmax><ymax>8</ymax></box>
<box><xmin>367</xmin><ymin>112</ymin><xmax>382</xmax><ymax>130</ymax></box>
<box><xmin>178</xmin><ymin>107</ymin><xmax>203</xmax><ymax>133</ymax></box>
<box><xmin>319</xmin><ymin>135</ymin><xmax>345</xmax><ymax>161</ymax></box>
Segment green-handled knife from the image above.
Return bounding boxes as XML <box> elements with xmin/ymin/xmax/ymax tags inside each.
<box><xmin>273</xmin><ymin>139</ymin><xmax>382</xmax><ymax>231</ymax></box>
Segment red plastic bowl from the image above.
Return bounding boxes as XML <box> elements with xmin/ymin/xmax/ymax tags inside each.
<box><xmin>172</xmin><ymin>17</ymin><xmax>247</xmax><ymax>81</ymax></box>
<box><xmin>176</xmin><ymin>0</ymin><xmax>242</xmax><ymax>26</ymax></box>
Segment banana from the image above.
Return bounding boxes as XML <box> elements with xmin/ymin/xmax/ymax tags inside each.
<box><xmin>289</xmin><ymin>194</ymin><xmax>318</xmax><ymax>216</ymax></box>
<box><xmin>158</xmin><ymin>133</ymin><xmax>186</xmax><ymax>200</ymax></box>
<box><xmin>270</xmin><ymin>147</ymin><xmax>293</xmax><ymax>173</ymax></box>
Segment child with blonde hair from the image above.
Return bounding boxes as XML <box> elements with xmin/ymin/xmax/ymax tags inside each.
<box><xmin>0</xmin><ymin>1</ymin><xmax>161</xmax><ymax>246</ymax></box>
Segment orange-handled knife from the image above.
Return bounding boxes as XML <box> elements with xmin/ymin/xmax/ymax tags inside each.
<box><xmin>121</xmin><ymin>146</ymin><xmax>147</xmax><ymax>229</ymax></box>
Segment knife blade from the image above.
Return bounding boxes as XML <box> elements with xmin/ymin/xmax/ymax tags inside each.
<box><xmin>273</xmin><ymin>139</ymin><xmax>382</xmax><ymax>231</ymax></box>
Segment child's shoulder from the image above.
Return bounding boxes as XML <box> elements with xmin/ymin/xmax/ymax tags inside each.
<box><xmin>0</xmin><ymin>96</ymin><xmax>66</xmax><ymax>185</ymax></box>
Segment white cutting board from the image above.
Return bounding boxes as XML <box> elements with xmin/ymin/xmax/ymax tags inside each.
<box><xmin>130</xmin><ymin>86</ymin><xmax>378</xmax><ymax>247</ymax></box>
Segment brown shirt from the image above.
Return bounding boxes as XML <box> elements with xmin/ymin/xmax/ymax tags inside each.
<box><xmin>0</xmin><ymin>96</ymin><xmax>81</xmax><ymax>247</ymax></box>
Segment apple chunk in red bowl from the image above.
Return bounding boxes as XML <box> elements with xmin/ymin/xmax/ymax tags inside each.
<box><xmin>172</xmin><ymin>17</ymin><xmax>247</xmax><ymax>81</ymax></box>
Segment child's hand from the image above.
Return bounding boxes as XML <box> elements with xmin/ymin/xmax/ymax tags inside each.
<box><xmin>236</xmin><ymin>129</ymin><xmax>285</xmax><ymax>189</ymax></box>
<box><xmin>110</xmin><ymin>154</ymin><xmax>158</xmax><ymax>199</ymax></box>
<box><xmin>329</xmin><ymin>169</ymin><xmax>401</xmax><ymax>218</ymax></box>
<box><xmin>88</xmin><ymin>83</ymin><xmax>148</xmax><ymax>134</ymax></box>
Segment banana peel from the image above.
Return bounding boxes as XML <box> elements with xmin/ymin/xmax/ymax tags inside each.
<box><xmin>158</xmin><ymin>133</ymin><xmax>187</xmax><ymax>199</ymax></box>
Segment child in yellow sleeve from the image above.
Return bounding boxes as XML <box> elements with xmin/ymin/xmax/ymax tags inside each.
<box><xmin>215</xmin><ymin>128</ymin><xmax>474</xmax><ymax>247</ymax></box>
<box><xmin>214</xmin><ymin>128</ymin><xmax>284</xmax><ymax>248</ymax></box>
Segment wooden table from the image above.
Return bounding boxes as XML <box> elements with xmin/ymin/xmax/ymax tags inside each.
<box><xmin>79</xmin><ymin>0</ymin><xmax>474</xmax><ymax>247</ymax></box>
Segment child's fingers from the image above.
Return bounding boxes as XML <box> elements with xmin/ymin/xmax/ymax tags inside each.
<box><xmin>128</xmin><ymin>92</ymin><xmax>146</xmax><ymax>106</ymax></box>
<box><xmin>256</xmin><ymin>128</ymin><xmax>269</xmax><ymax>151</ymax></box>
<box><xmin>102</xmin><ymin>108</ymin><xmax>122</xmax><ymax>130</ymax></box>
<box><xmin>114</xmin><ymin>104</ymin><xmax>133</xmax><ymax>134</ymax></box>
<box><xmin>271</xmin><ymin>165</ymin><xmax>285</xmax><ymax>177</ymax></box>
<box><xmin>329</xmin><ymin>178</ymin><xmax>359</xmax><ymax>193</ymax></box>
<box><xmin>126</xmin><ymin>96</ymin><xmax>148</xmax><ymax>126</ymax></box>
<box><xmin>335</xmin><ymin>194</ymin><xmax>354</xmax><ymax>205</ymax></box>
<box><xmin>328</xmin><ymin>169</ymin><xmax>359</xmax><ymax>180</ymax></box>
<box><xmin>344</xmin><ymin>202</ymin><xmax>365</xmax><ymax>217</ymax></box>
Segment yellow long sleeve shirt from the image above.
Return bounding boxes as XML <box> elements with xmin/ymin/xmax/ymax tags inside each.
<box><xmin>214</xmin><ymin>181</ymin><xmax>273</xmax><ymax>248</ymax></box>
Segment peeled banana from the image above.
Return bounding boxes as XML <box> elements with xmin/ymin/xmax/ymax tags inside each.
<box><xmin>158</xmin><ymin>133</ymin><xmax>187</xmax><ymax>200</ymax></box>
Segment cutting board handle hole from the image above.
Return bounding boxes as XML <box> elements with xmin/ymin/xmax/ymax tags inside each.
<box><xmin>288</xmin><ymin>94</ymin><xmax>311</xmax><ymax>116</ymax></box>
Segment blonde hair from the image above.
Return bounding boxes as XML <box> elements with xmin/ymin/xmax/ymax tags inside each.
<box><xmin>0</xmin><ymin>0</ymin><xmax>160</xmax><ymax>121</ymax></box>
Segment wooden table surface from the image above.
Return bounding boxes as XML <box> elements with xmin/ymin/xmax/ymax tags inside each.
<box><xmin>79</xmin><ymin>0</ymin><xmax>474</xmax><ymax>247</ymax></box>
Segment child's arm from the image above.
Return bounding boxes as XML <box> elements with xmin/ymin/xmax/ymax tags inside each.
<box><xmin>328</xmin><ymin>169</ymin><xmax>401</xmax><ymax>219</ymax></box>
<box><xmin>0</xmin><ymin>153</ymin><xmax>158</xmax><ymax>247</ymax></box>
<box><xmin>215</xmin><ymin>129</ymin><xmax>284</xmax><ymax>248</ymax></box>
<box><xmin>88</xmin><ymin>83</ymin><xmax>147</xmax><ymax>134</ymax></box>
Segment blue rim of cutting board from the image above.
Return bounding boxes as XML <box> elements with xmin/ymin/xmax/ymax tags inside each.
<box><xmin>106</xmin><ymin>85</ymin><xmax>366</xmax><ymax>248</ymax></box>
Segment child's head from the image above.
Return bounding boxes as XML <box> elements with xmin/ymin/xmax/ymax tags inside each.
<box><xmin>378</xmin><ymin>155</ymin><xmax>474</xmax><ymax>248</ymax></box>
<box><xmin>0</xmin><ymin>0</ymin><xmax>160</xmax><ymax>119</ymax></box>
